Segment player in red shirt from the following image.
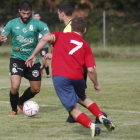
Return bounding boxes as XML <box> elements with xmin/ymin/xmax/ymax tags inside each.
<box><xmin>25</xmin><ymin>17</ymin><xmax>115</xmax><ymax>137</ymax></box>
<box><xmin>50</xmin><ymin>32</ymin><xmax>95</xmax><ymax>79</ymax></box>
<box><xmin>48</xmin><ymin>3</ymin><xmax>107</xmax><ymax>123</ymax></box>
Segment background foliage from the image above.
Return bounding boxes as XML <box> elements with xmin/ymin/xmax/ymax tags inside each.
<box><xmin>0</xmin><ymin>0</ymin><xmax>140</xmax><ymax>46</ymax></box>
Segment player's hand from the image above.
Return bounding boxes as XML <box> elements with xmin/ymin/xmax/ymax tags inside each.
<box><xmin>94</xmin><ymin>85</ymin><xmax>101</xmax><ymax>92</ymax></box>
<box><xmin>44</xmin><ymin>53</ymin><xmax>52</xmax><ymax>59</ymax></box>
<box><xmin>25</xmin><ymin>55</ymin><xmax>36</xmax><ymax>68</ymax></box>
<box><xmin>0</xmin><ymin>33</ymin><xmax>7</xmax><ymax>42</ymax></box>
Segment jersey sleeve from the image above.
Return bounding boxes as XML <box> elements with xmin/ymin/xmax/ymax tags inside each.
<box><xmin>49</xmin><ymin>31</ymin><xmax>60</xmax><ymax>45</ymax></box>
<box><xmin>2</xmin><ymin>21</ymin><xmax>12</xmax><ymax>36</ymax></box>
<box><xmin>84</xmin><ymin>43</ymin><xmax>96</xmax><ymax>68</ymax></box>
<box><xmin>37</xmin><ymin>21</ymin><xmax>50</xmax><ymax>35</ymax></box>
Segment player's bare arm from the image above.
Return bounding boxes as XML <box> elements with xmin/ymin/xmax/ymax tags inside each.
<box><xmin>0</xmin><ymin>33</ymin><xmax>7</xmax><ymax>46</ymax></box>
<box><xmin>25</xmin><ymin>34</ymin><xmax>53</xmax><ymax>67</ymax></box>
<box><xmin>44</xmin><ymin>44</ymin><xmax>53</xmax><ymax>59</ymax></box>
<box><xmin>87</xmin><ymin>67</ymin><xmax>101</xmax><ymax>92</ymax></box>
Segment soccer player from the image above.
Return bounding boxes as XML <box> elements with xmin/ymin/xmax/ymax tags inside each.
<box><xmin>0</xmin><ymin>1</ymin><xmax>50</xmax><ymax>116</ymax></box>
<box><xmin>33</xmin><ymin>12</ymin><xmax>51</xmax><ymax>78</ymax></box>
<box><xmin>25</xmin><ymin>17</ymin><xmax>115</xmax><ymax>137</ymax></box>
<box><xmin>57</xmin><ymin>3</ymin><xmax>107</xmax><ymax>123</ymax></box>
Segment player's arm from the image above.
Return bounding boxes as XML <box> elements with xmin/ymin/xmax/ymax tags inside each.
<box><xmin>44</xmin><ymin>44</ymin><xmax>53</xmax><ymax>60</ymax></box>
<box><xmin>87</xmin><ymin>67</ymin><xmax>101</xmax><ymax>92</ymax></box>
<box><xmin>35</xmin><ymin>33</ymin><xmax>53</xmax><ymax>55</ymax></box>
<box><xmin>25</xmin><ymin>34</ymin><xmax>54</xmax><ymax>67</ymax></box>
<box><xmin>1</xmin><ymin>21</ymin><xmax>12</xmax><ymax>46</ymax></box>
<box><xmin>85</xmin><ymin>44</ymin><xmax>101</xmax><ymax>92</ymax></box>
<box><xmin>0</xmin><ymin>33</ymin><xmax>7</xmax><ymax>46</ymax></box>
<box><xmin>50</xmin><ymin>44</ymin><xmax>53</xmax><ymax>53</ymax></box>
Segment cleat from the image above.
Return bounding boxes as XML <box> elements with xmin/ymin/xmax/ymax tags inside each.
<box><xmin>46</xmin><ymin>75</ymin><xmax>51</xmax><ymax>78</ymax></box>
<box><xmin>95</xmin><ymin>112</ymin><xmax>107</xmax><ymax>124</ymax></box>
<box><xmin>18</xmin><ymin>105</ymin><xmax>24</xmax><ymax>114</ymax></box>
<box><xmin>9</xmin><ymin>111</ymin><xmax>17</xmax><ymax>116</ymax></box>
<box><xmin>90</xmin><ymin>124</ymin><xmax>101</xmax><ymax>137</ymax></box>
<box><xmin>66</xmin><ymin>115</ymin><xmax>77</xmax><ymax>123</ymax></box>
<box><xmin>103</xmin><ymin>118</ymin><xmax>115</xmax><ymax>131</ymax></box>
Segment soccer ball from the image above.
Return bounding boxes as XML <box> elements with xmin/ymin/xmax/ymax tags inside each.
<box><xmin>23</xmin><ymin>101</ymin><xmax>39</xmax><ymax>117</ymax></box>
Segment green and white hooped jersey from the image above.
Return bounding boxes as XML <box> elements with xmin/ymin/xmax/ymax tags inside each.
<box><xmin>2</xmin><ymin>17</ymin><xmax>49</xmax><ymax>63</ymax></box>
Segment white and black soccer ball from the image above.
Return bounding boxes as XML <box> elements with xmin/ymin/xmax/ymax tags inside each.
<box><xmin>23</xmin><ymin>101</ymin><xmax>39</xmax><ymax>117</ymax></box>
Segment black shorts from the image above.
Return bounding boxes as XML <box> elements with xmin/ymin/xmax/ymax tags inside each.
<box><xmin>9</xmin><ymin>58</ymin><xmax>41</xmax><ymax>81</ymax></box>
<box><xmin>40</xmin><ymin>48</ymin><xmax>48</xmax><ymax>57</ymax></box>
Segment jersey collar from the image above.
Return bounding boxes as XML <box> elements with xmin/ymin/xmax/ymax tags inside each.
<box><xmin>65</xmin><ymin>19</ymin><xmax>72</xmax><ymax>27</ymax></box>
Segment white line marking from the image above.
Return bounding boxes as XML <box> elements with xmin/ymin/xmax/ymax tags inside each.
<box><xmin>0</xmin><ymin>83</ymin><xmax>53</xmax><ymax>89</ymax></box>
<box><xmin>103</xmin><ymin>109</ymin><xmax>140</xmax><ymax>114</ymax></box>
<box><xmin>0</xmin><ymin>101</ymin><xmax>139</xmax><ymax>114</ymax></box>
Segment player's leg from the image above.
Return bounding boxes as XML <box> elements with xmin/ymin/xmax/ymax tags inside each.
<box><xmin>78</xmin><ymin>98</ymin><xmax>115</xmax><ymax>131</ymax></box>
<box><xmin>18</xmin><ymin>81</ymin><xmax>41</xmax><ymax>114</ymax></box>
<box><xmin>70</xmin><ymin>104</ymin><xmax>101</xmax><ymax>137</ymax></box>
<box><xmin>18</xmin><ymin>81</ymin><xmax>41</xmax><ymax>105</ymax></box>
<box><xmin>53</xmin><ymin>76</ymin><xmax>100</xmax><ymax>137</ymax></box>
<box><xmin>66</xmin><ymin>65</ymin><xmax>107</xmax><ymax>123</ymax></box>
<box><xmin>9</xmin><ymin>75</ymin><xmax>21</xmax><ymax>116</ymax></box>
<box><xmin>83</xmin><ymin>65</ymin><xmax>87</xmax><ymax>88</ymax></box>
<box><xmin>82</xmin><ymin>65</ymin><xmax>108</xmax><ymax>123</ymax></box>
<box><xmin>40</xmin><ymin>48</ymin><xmax>50</xmax><ymax>77</ymax></box>
<box><xmin>40</xmin><ymin>50</ymin><xmax>44</xmax><ymax>76</ymax></box>
<box><xmin>41</xmin><ymin>56</ymin><xmax>50</xmax><ymax>78</ymax></box>
<box><xmin>66</xmin><ymin>76</ymin><xmax>86</xmax><ymax>123</ymax></box>
<box><xmin>9</xmin><ymin>58</ymin><xmax>25</xmax><ymax>116</ymax></box>
<box><xmin>18</xmin><ymin>63</ymin><xmax>41</xmax><ymax>114</ymax></box>
<box><xmin>66</xmin><ymin>70</ymin><xmax>87</xmax><ymax>123</ymax></box>
<box><xmin>40</xmin><ymin>63</ymin><xmax>44</xmax><ymax>76</ymax></box>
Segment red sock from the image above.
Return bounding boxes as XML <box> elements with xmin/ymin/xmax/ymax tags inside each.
<box><xmin>88</xmin><ymin>103</ymin><xmax>104</xmax><ymax>118</ymax></box>
<box><xmin>76</xmin><ymin>113</ymin><xmax>92</xmax><ymax>128</ymax></box>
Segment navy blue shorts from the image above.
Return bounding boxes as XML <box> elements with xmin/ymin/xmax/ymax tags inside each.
<box><xmin>53</xmin><ymin>76</ymin><xmax>87</xmax><ymax>112</ymax></box>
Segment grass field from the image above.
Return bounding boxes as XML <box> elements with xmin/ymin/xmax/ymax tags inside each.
<box><xmin>0</xmin><ymin>49</ymin><xmax>140</xmax><ymax>139</ymax></box>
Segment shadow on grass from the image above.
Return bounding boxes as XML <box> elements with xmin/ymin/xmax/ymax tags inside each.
<box><xmin>72</xmin><ymin>125</ymin><xmax>90</xmax><ymax>136</ymax></box>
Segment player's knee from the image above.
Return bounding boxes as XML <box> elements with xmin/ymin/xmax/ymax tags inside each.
<box><xmin>11</xmin><ymin>85</ymin><xmax>20</xmax><ymax>94</ymax></box>
<box><xmin>31</xmin><ymin>87</ymin><xmax>40</xmax><ymax>94</ymax></box>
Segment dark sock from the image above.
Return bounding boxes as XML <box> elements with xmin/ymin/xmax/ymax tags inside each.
<box><xmin>18</xmin><ymin>87</ymin><xmax>35</xmax><ymax>105</ymax></box>
<box><xmin>9</xmin><ymin>91</ymin><xmax>19</xmax><ymax>112</ymax></box>
<box><xmin>45</xmin><ymin>66</ymin><xmax>49</xmax><ymax>75</ymax></box>
<box><xmin>69</xmin><ymin>112</ymin><xmax>73</xmax><ymax>118</ymax></box>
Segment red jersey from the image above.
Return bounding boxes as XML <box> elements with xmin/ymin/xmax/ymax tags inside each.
<box><xmin>51</xmin><ymin>31</ymin><xmax>96</xmax><ymax>80</ymax></box>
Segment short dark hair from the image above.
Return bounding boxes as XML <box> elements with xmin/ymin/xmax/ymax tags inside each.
<box><xmin>34</xmin><ymin>12</ymin><xmax>40</xmax><ymax>15</ymax></box>
<box><xmin>19</xmin><ymin>1</ymin><xmax>32</xmax><ymax>11</ymax></box>
<box><xmin>58</xmin><ymin>3</ymin><xmax>73</xmax><ymax>16</ymax></box>
<box><xmin>71</xmin><ymin>17</ymin><xmax>85</xmax><ymax>33</ymax></box>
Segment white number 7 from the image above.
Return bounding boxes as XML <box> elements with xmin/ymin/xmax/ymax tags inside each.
<box><xmin>69</xmin><ymin>40</ymin><xmax>83</xmax><ymax>55</ymax></box>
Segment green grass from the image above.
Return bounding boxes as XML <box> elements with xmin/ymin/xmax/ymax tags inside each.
<box><xmin>1</xmin><ymin>45</ymin><xmax>140</xmax><ymax>58</ymax></box>
<box><xmin>90</xmin><ymin>45</ymin><xmax>140</xmax><ymax>58</ymax></box>
<box><xmin>0</xmin><ymin>52</ymin><xmax>140</xmax><ymax>139</ymax></box>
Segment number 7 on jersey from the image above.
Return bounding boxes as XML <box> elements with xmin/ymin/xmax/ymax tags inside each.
<box><xmin>69</xmin><ymin>40</ymin><xmax>83</xmax><ymax>55</ymax></box>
